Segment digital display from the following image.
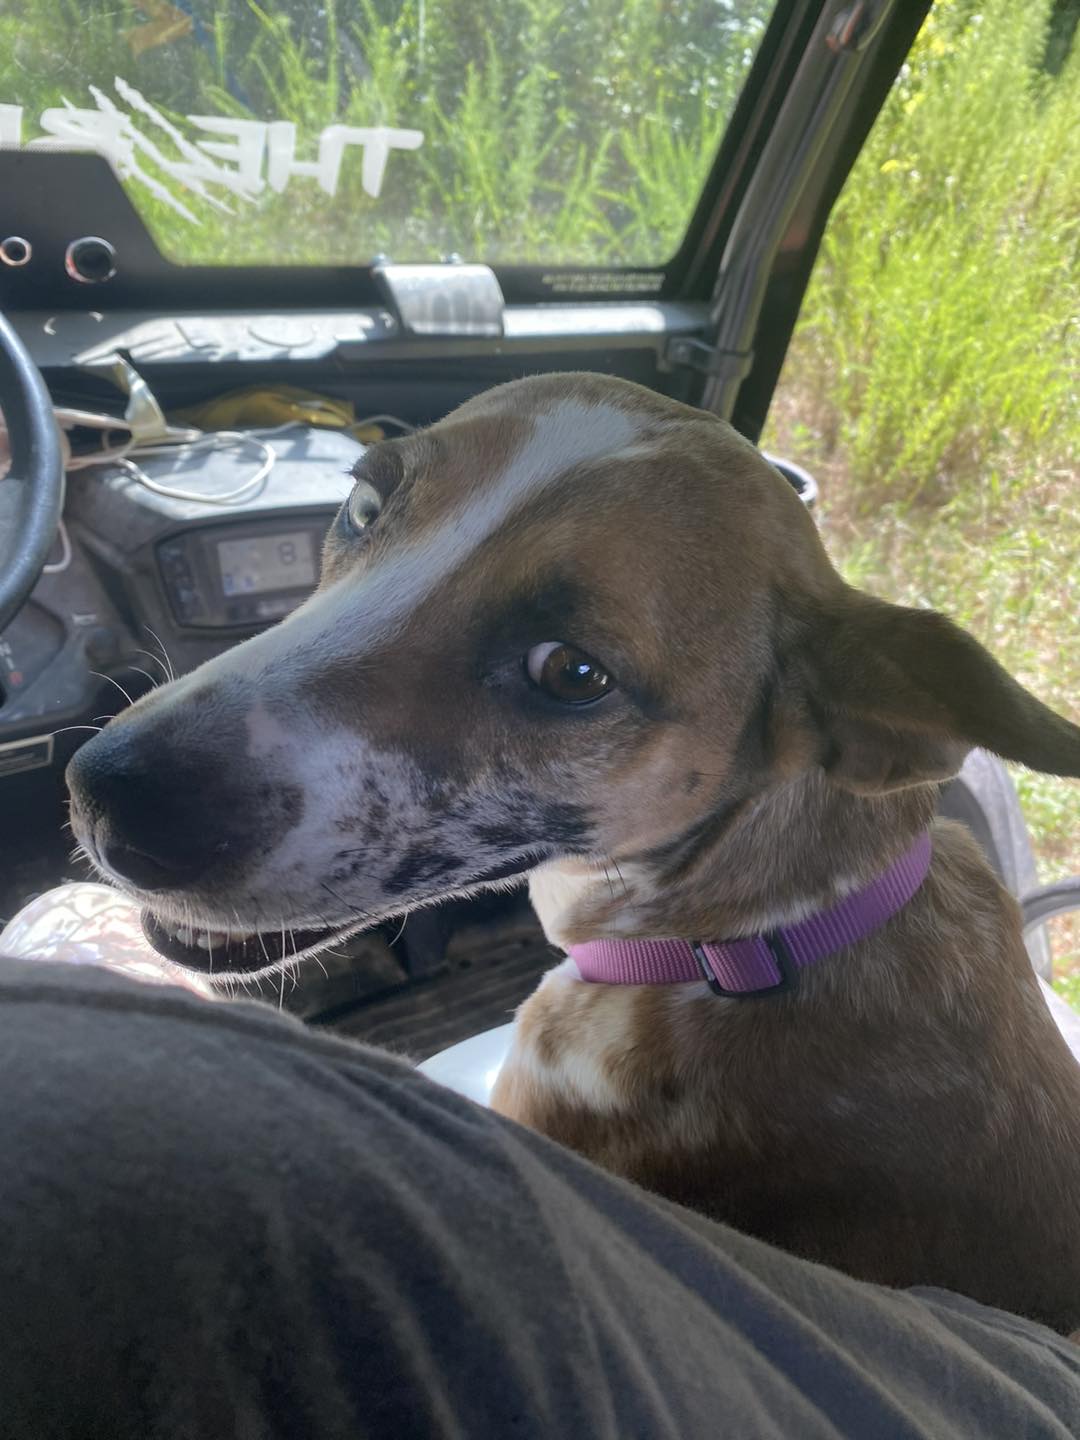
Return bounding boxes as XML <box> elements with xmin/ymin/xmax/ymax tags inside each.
<box><xmin>217</xmin><ymin>531</ymin><xmax>317</xmax><ymax>597</ymax></box>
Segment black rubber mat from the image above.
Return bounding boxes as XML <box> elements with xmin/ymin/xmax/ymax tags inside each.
<box><xmin>321</xmin><ymin>918</ymin><xmax>560</xmax><ymax>1060</ymax></box>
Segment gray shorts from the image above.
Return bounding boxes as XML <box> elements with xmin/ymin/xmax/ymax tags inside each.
<box><xmin>1</xmin><ymin>956</ymin><xmax>1077</xmax><ymax>1438</ymax></box>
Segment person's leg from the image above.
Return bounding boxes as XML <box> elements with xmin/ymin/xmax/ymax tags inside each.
<box><xmin>1</xmin><ymin>956</ymin><xmax>1077</xmax><ymax>1440</ymax></box>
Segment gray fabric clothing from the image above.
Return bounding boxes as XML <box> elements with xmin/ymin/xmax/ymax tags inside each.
<box><xmin>1</xmin><ymin>956</ymin><xmax>1078</xmax><ymax>1439</ymax></box>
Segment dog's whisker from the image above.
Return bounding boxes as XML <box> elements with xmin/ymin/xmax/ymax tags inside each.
<box><xmin>126</xmin><ymin>665</ymin><xmax>161</xmax><ymax>691</ymax></box>
<box><xmin>135</xmin><ymin>647</ymin><xmax>171</xmax><ymax>683</ymax></box>
<box><xmin>50</xmin><ymin>723</ymin><xmax>105</xmax><ymax>739</ymax></box>
<box><xmin>278</xmin><ymin>919</ymin><xmax>292</xmax><ymax>1005</ymax></box>
<box><xmin>388</xmin><ymin>912</ymin><xmax>409</xmax><ymax>948</ymax></box>
<box><xmin>610</xmin><ymin>860</ymin><xmax>632</xmax><ymax>905</ymax></box>
<box><xmin>142</xmin><ymin>625</ymin><xmax>176</xmax><ymax>683</ymax></box>
<box><xmin>301</xmin><ymin>909</ymin><xmax>341</xmax><ymax>980</ymax></box>
<box><xmin>89</xmin><ymin>671</ymin><xmax>136</xmax><ymax>708</ymax></box>
<box><xmin>285</xmin><ymin>929</ymin><xmax>303</xmax><ymax>992</ymax></box>
<box><xmin>320</xmin><ymin>878</ymin><xmax>367</xmax><ymax>921</ymax></box>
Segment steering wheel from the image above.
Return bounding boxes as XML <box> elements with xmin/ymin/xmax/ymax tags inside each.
<box><xmin>0</xmin><ymin>310</ymin><xmax>65</xmax><ymax>634</ymax></box>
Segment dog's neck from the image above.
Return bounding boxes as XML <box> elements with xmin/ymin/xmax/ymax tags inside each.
<box><xmin>530</xmin><ymin>768</ymin><xmax>938</xmax><ymax>950</ymax></box>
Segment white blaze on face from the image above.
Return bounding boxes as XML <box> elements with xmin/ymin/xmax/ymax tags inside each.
<box><xmin>449</xmin><ymin>398</ymin><xmax>643</xmax><ymax>561</ymax></box>
<box><xmin>245</xmin><ymin>699</ymin><xmax>296</xmax><ymax>759</ymax></box>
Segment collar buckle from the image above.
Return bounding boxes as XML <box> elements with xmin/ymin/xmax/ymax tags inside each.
<box><xmin>691</xmin><ymin>931</ymin><xmax>800</xmax><ymax>1000</ymax></box>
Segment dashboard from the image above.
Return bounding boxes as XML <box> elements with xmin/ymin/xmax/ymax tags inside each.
<box><xmin>160</xmin><ymin>518</ymin><xmax>325</xmax><ymax>628</ymax></box>
<box><xmin>0</xmin><ymin>424</ymin><xmax>363</xmax><ymax>771</ymax></box>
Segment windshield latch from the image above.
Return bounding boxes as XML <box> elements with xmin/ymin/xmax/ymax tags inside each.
<box><xmin>373</xmin><ymin>262</ymin><xmax>505</xmax><ymax>340</ymax></box>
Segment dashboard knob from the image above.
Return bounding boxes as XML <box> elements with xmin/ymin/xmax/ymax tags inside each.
<box><xmin>0</xmin><ymin>236</ymin><xmax>32</xmax><ymax>268</ymax></box>
<box><xmin>65</xmin><ymin>236</ymin><xmax>117</xmax><ymax>285</ymax></box>
<box><xmin>83</xmin><ymin>626</ymin><xmax>121</xmax><ymax>667</ymax></box>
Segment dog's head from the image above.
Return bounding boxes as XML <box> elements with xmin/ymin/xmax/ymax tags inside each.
<box><xmin>67</xmin><ymin>373</ymin><xmax>1080</xmax><ymax>973</ymax></box>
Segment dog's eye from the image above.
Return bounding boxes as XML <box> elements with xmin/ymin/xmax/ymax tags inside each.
<box><xmin>525</xmin><ymin>642</ymin><xmax>612</xmax><ymax>705</ymax></box>
<box><xmin>346</xmin><ymin>480</ymin><xmax>382</xmax><ymax>534</ymax></box>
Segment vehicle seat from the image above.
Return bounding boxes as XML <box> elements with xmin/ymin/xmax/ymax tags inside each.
<box><xmin>938</xmin><ymin>749</ymin><xmax>1052</xmax><ymax>977</ymax></box>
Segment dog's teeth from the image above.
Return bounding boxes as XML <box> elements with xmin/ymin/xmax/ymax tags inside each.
<box><xmin>194</xmin><ymin>929</ymin><xmax>232</xmax><ymax>950</ymax></box>
<box><xmin>161</xmin><ymin>923</ymin><xmax>255</xmax><ymax>950</ymax></box>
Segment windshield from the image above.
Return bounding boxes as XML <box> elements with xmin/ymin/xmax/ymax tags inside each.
<box><xmin>2</xmin><ymin>0</ymin><xmax>773</xmax><ymax>270</ymax></box>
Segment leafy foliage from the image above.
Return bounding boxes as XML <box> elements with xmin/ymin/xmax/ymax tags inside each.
<box><xmin>763</xmin><ymin>0</ymin><xmax>1080</xmax><ymax>990</ymax></box>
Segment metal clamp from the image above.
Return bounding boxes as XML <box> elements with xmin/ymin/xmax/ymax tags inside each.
<box><xmin>665</xmin><ymin>336</ymin><xmax>754</xmax><ymax>382</ymax></box>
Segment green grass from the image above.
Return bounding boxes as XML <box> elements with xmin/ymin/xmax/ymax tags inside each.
<box><xmin>762</xmin><ymin>0</ymin><xmax>1080</xmax><ymax>996</ymax></box>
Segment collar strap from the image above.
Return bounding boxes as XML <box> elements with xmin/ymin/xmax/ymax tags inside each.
<box><xmin>568</xmin><ymin>831</ymin><xmax>932</xmax><ymax>999</ymax></box>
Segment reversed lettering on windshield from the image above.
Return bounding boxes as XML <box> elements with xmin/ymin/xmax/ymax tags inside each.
<box><xmin>0</xmin><ymin>85</ymin><xmax>423</xmax><ymax>224</ymax></box>
<box><xmin>1</xmin><ymin>1</ymin><xmax>772</xmax><ymax>266</ymax></box>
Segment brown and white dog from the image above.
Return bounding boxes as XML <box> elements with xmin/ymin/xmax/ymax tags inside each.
<box><xmin>67</xmin><ymin>373</ymin><xmax>1080</xmax><ymax>1332</ymax></box>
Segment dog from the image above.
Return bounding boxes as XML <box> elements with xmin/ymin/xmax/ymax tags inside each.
<box><xmin>66</xmin><ymin>372</ymin><xmax>1080</xmax><ymax>1333</ymax></box>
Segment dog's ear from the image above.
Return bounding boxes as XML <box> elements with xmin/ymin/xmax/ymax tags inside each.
<box><xmin>787</xmin><ymin>586</ymin><xmax>1080</xmax><ymax>794</ymax></box>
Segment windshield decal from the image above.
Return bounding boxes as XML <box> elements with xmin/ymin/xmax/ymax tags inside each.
<box><xmin>1</xmin><ymin>82</ymin><xmax>424</xmax><ymax>225</ymax></box>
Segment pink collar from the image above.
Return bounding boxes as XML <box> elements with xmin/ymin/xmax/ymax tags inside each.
<box><xmin>568</xmin><ymin>831</ymin><xmax>932</xmax><ymax>999</ymax></box>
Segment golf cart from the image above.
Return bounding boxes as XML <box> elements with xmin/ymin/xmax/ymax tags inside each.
<box><xmin>1</xmin><ymin>0</ymin><xmax>1078</xmax><ymax>1087</ymax></box>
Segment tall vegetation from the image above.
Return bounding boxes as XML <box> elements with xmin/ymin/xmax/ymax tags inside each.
<box><xmin>763</xmin><ymin>0</ymin><xmax>1080</xmax><ymax>988</ymax></box>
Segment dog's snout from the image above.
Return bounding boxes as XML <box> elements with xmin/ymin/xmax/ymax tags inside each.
<box><xmin>67</xmin><ymin>723</ymin><xmax>214</xmax><ymax>893</ymax></box>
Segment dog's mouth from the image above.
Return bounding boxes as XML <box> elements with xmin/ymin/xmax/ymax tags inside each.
<box><xmin>140</xmin><ymin>909</ymin><xmax>359</xmax><ymax>975</ymax></box>
<box><xmin>138</xmin><ymin>853</ymin><xmax>544</xmax><ymax>976</ymax></box>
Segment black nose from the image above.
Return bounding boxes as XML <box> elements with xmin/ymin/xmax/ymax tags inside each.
<box><xmin>67</xmin><ymin>722</ymin><xmax>214</xmax><ymax>892</ymax></box>
<box><xmin>99</xmin><ymin>838</ymin><xmax>203</xmax><ymax>891</ymax></box>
